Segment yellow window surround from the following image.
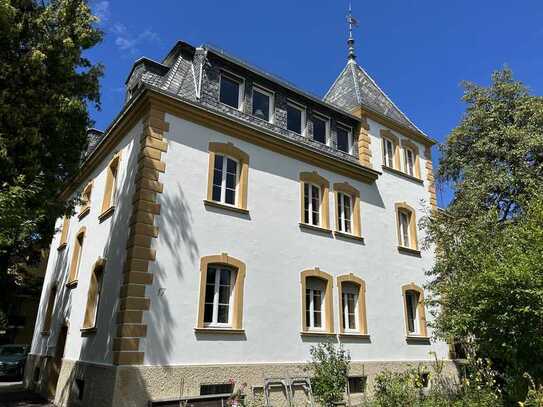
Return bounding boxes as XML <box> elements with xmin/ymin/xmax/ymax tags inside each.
<box><xmin>333</xmin><ymin>182</ymin><xmax>362</xmax><ymax>237</ymax></box>
<box><xmin>100</xmin><ymin>151</ymin><xmax>122</xmax><ymax>220</ymax></box>
<box><xmin>300</xmin><ymin>267</ymin><xmax>334</xmax><ymax>335</ymax></box>
<box><xmin>395</xmin><ymin>202</ymin><xmax>419</xmax><ymax>252</ymax></box>
<box><xmin>401</xmin><ymin>283</ymin><xmax>428</xmax><ymax>338</ymax></box>
<box><xmin>337</xmin><ymin>273</ymin><xmax>368</xmax><ymax>336</ymax></box>
<box><xmin>78</xmin><ymin>180</ymin><xmax>94</xmax><ymax>219</ymax></box>
<box><xmin>299</xmin><ymin>171</ymin><xmax>330</xmax><ymax>230</ymax></box>
<box><xmin>57</xmin><ymin>216</ymin><xmax>70</xmax><ymax>250</ymax></box>
<box><xmin>67</xmin><ymin>226</ymin><xmax>86</xmax><ymax>287</ymax></box>
<box><xmin>381</xmin><ymin>129</ymin><xmax>401</xmax><ymax>170</ymax></box>
<box><xmin>82</xmin><ymin>257</ymin><xmax>106</xmax><ymax>332</ymax></box>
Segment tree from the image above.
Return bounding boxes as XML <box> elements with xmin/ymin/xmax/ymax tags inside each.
<box><xmin>0</xmin><ymin>0</ymin><xmax>103</xmax><ymax>304</ymax></box>
<box><xmin>423</xmin><ymin>69</ymin><xmax>543</xmax><ymax>403</ymax></box>
<box><xmin>306</xmin><ymin>343</ymin><xmax>351</xmax><ymax>406</ymax></box>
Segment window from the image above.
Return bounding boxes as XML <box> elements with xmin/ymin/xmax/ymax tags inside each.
<box><xmin>333</xmin><ymin>182</ymin><xmax>362</xmax><ymax>237</ymax></box>
<box><xmin>395</xmin><ymin>202</ymin><xmax>418</xmax><ymax>251</ymax></box>
<box><xmin>402</xmin><ymin>283</ymin><xmax>428</xmax><ymax>337</ymax></box>
<box><xmin>383</xmin><ymin>137</ymin><xmax>395</xmax><ymax>167</ymax></box>
<box><xmin>312</xmin><ymin>114</ymin><xmax>329</xmax><ymax>145</ymax></box>
<box><xmin>252</xmin><ymin>86</ymin><xmax>273</xmax><ymax>122</ymax></box>
<box><xmin>336</xmin><ymin>125</ymin><xmax>352</xmax><ymax>154</ymax></box>
<box><xmin>348</xmin><ymin>376</ymin><xmax>367</xmax><ymax>394</ymax></box>
<box><xmin>41</xmin><ymin>284</ymin><xmax>57</xmax><ymax>334</ymax></box>
<box><xmin>100</xmin><ymin>152</ymin><xmax>121</xmax><ymax>218</ymax></box>
<box><xmin>67</xmin><ymin>227</ymin><xmax>86</xmax><ymax>287</ymax></box>
<box><xmin>58</xmin><ymin>216</ymin><xmax>70</xmax><ymax>250</ymax></box>
<box><xmin>79</xmin><ymin>181</ymin><xmax>93</xmax><ymax>219</ymax></box>
<box><xmin>301</xmin><ymin>268</ymin><xmax>334</xmax><ymax>334</ymax></box>
<box><xmin>82</xmin><ymin>258</ymin><xmax>105</xmax><ymax>330</ymax></box>
<box><xmin>337</xmin><ymin>274</ymin><xmax>368</xmax><ymax>335</ymax></box>
<box><xmin>219</xmin><ymin>73</ymin><xmax>243</xmax><ymax>109</ymax></box>
<box><xmin>287</xmin><ymin>102</ymin><xmax>305</xmax><ymax>135</ymax></box>
<box><xmin>212</xmin><ymin>154</ymin><xmax>239</xmax><ymax>206</ymax></box>
<box><xmin>200</xmin><ymin>383</ymin><xmax>234</xmax><ymax>396</ymax></box>
<box><xmin>303</xmin><ymin>183</ymin><xmax>321</xmax><ymax>226</ymax></box>
<box><xmin>206</xmin><ymin>142</ymin><xmax>250</xmax><ymax>211</ymax></box>
<box><xmin>204</xmin><ymin>265</ymin><xmax>235</xmax><ymax>326</ymax></box>
<box><xmin>404</xmin><ymin>147</ymin><xmax>415</xmax><ymax>176</ymax></box>
<box><xmin>197</xmin><ymin>254</ymin><xmax>246</xmax><ymax>331</ymax></box>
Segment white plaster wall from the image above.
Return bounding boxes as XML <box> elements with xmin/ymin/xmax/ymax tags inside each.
<box><xmin>30</xmin><ymin>121</ymin><xmax>142</xmax><ymax>364</ymax></box>
<box><xmin>145</xmin><ymin>114</ymin><xmax>447</xmax><ymax>366</ymax></box>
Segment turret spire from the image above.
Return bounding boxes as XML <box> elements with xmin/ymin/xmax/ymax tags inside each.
<box><xmin>347</xmin><ymin>1</ymin><xmax>359</xmax><ymax>62</ymax></box>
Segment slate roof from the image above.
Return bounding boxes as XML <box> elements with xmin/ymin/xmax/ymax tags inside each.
<box><xmin>324</xmin><ymin>60</ymin><xmax>425</xmax><ymax>135</ymax></box>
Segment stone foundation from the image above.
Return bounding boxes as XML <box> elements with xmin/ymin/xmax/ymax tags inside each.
<box><xmin>25</xmin><ymin>355</ymin><xmax>459</xmax><ymax>407</ymax></box>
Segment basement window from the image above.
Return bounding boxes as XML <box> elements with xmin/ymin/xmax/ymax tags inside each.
<box><xmin>348</xmin><ymin>376</ymin><xmax>367</xmax><ymax>394</ymax></box>
<box><xmin>200</xmin><ymin>383</ymin><xmax>234</xmax><ymax>395</ymax></box>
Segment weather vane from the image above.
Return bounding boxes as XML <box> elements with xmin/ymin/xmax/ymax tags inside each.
<box><xmin>347</xmin><ymin>1</ymin><xmax>359</xmax><ymax>61</ymax></box>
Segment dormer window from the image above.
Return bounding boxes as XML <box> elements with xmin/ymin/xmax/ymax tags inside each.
<box><xmin>287</xmin><ymin>102</ymin><xmax>305</xmax><ymax>135</ymax></box>
<box><xmin>312</xmin><ymin>114</ymin><xmax>329</xmax><ymax>145</ymax></box>
<box><xmin>336</xmin><ymin>125</ymin><xmax>352</xmax><ymax>154</ymax></box>
<box><xmin>220</xmin><ymin>73</ymin><xmax>243</xmax><ymax>110</ymax></box>
<box><xmin>252</xmin><ymin>86</ymin><xmax>273</xmax><ymax>122</ymax></box>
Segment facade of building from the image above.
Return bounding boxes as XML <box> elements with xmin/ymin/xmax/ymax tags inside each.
<box><xmin>26</xmin><ymin>39</ymin><xmax>454</xmax><ymax>406</ymax></box>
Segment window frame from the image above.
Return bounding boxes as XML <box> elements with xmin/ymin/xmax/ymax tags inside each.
<box><xmin>337</xmin><ymin>274</ymin><xmax>368</xmax><ymax>336</ymax></box>
<box><xmin>381</xmin><ymin>129</ymin><xmax>400</xmax><ymax>169</ymax></box>
<box><xmin>336</xmin><ymin>122</ymin><xmax>353</xmax><ymax>155</ymax></box>
<box><xmin>100</xmin><ymin>151</ymin><xmax>121</xmax><ymax>220</ymax></box>
<box><xmin>67</xmin><ymin>226</ymin><xmax>86</xmax><ymax>288</ymax></box>
<box><xmin>78</xmin><ymin>181</ymin><xmax>93</xmax><ymax>220</ymax></box>
<box><xmin>57</xmin><ymin>216</ymin><xmax>70</xmax><ymax>250</ymax></box>
<box><xmin>333</xmin><ymin>182</ymin><xmax>361</xmax><ymax>237</ymax></box>
<box><xmin>300</xmin><ymin>268</ymin><xmax>334</xmax><ymax>334</ymax></box>
<box><xmin>197</xmin><ymin>254</ymin><xmax>246</xmax><ymax>332</ymax></box>
<box><xmin>312</xmin><ymin>113</ymin><xmax>330</xmax><ymax>146</ymax></box>
<box><xmin>251</xmin><ymin>85</ymin><xmax>274</xmax><ymax>123</ymax></box>
<box><xmin>211</xmin><ymin>154</ymin><xmax>240</xmax><ymax>207</ymax></box>
<box><xmin>82</xmin><ymin>257</ymin><xmax>106</xmax><ymax>332</ymax></box>
<box><xmin>401</xmin><ymin>283</ymin><xmax>428</xmax><ymax>338</ymax></box>
<box><xmin>348</xmin><ymin>376</ymin><xmax>367</xmax><ymax>395</ymax></box>
<box><xmin>286</xmin><ymin>100</ymin><xmax>306</xmax><ymax>136</ymax></box>
<box><xmin>401</xmin><ymin>139</ymin><xmax>422</xmax><ymax>179</ymax></box>
<box><xmin>303</xmin><ymin>182</ymin><xmax>322</xmax><ymax>226</ymax></box>
<box><xmin>395</xmin><ymin>202</ymin><xmax>419</xmax><ymax>251</ymax></box>
<box><xmin>219</xmin><ymin>71</ymin><xmax>244</xmax><ymax>111</ymax></box>
<box><xmin>299</xmin><ymin>171</ymin><xmax>330</xmax><ymax>230</ymax></box>
<box><xmin>206</xmin><ymin>142</ymin><xmax>250</xmax><ymax>211</ymax></box>
<box><xmin>383</xmin><ymin>137</ymin><xmax>395</xmax><ymax>168</ymax></box>
<box><xmin>404</xmin><ymin>147</ymin><xmax>416</xmax><ymax>177</ymax></box>
<box><xmin>203</xmin><ymin>265</ymin><xmax>236</xmax><ymax>328</ymax></box>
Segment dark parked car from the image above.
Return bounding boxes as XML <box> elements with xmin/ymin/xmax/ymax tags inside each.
<box><xmin>0</xmin><ymin>344</ymin><xmax>29</xmax><ymax>380</ymax></box>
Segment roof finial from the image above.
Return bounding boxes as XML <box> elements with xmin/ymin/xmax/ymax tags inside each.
<box><xmin>347</xmin><ymin>1</ymin><xmax>359</xmax><ymax>62</ymax></box>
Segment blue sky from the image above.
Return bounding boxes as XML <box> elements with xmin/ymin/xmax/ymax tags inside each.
<box><xmin>87</xmin><ymin>0</ymin><xmax>543</xmax><ymax>207</ymax></box>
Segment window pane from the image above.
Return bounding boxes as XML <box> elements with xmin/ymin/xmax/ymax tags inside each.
<box><xmin>385</xmin><ymin>140</ymin><xmax>394</xmax><ymax>167</ymax></box>
<box><xmin>287</xmin><ymin>104</ymin><xmax>302</xmax><ymax>134</ymax></box>
<box><xmin>337</xmin><ymin>194</ymin><xmax>343</xmax><ymax>232</ymax></box>
<box><xmin>252</xmin><ymin>89</ymin><xmax>270</xmax><ymax>121</ymax></box>
<box><xmin>220</xmin><ymin>76</ymin><xmax>240</xmax><ymax>108</ymax></box>
<box><xmin>218</xmin><ymin>305</ymin><xmax>229</xmax><ymax>324</ymax></box>
<box><xmin>343</xmin><ymin>194</ymin><xmax>352</xmax><ymax>233</ymax></box>
<box><xmin>204</xmin><ymin>304</ymin><xmax>214</xmax><ymax>323</ymax></box>
<box><xmin>406</xmin><ymin>150</ymin><xmax>414</xmax><ymax>175</ymax></box>
<box><xmin>225</xmin><ymin>189</ymin><xmax>235</xmax><ymax>205</ymax></box>
<box><xmin>311</xmin><ymin>185</ymin><xmax>320</xmax><ymax>226</ymax></box>
<box><xmin>314</xmin><ymin>310</ymin><xmax>322</xmax><ymax>328</ymax></box>
<box><xmin>313</xmin><ymin>116</ymin><xmax>327</xmax><ymax>144</ymax></box>
<box><xmin>303</xmin><ymin>183</ymin><xmax>310</xmax><ymax>224</ymax></box>
<box><xmin>305</xmin><ymin>289</ymin><xmax>311</xmax><ymax>327</ymax></box>
<box><xmin>337</xmin><ymin>127</ymin><xmax>350</xmax><ymax>153</ymax></box>
<box><xmin>406</xmin><ymin>292</ymin><xmax>417</xmax><ymax>333</ymax></box>
<box><xmin>400</xmin><ymin>212</ymin><xmax>410</xmax><ymax>247</ymax></box>
<box><xmin>226</xmin><ymin>158</ymin><xmax>237</xmax><ymax>175</ymax></box>
<box><xmin>219</xmin><ymin>269</ymin><xmax>231</xmax><ymax>286</ymax></box>
<box><xmin>313</xmin><ymin>290</ymin><xmax>322</xmax><ymax>328</ymax></box>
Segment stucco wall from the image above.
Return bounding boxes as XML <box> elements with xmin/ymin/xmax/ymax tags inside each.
<box><xmin>143</xmin><ymin>113</ymin><xmax>447</xmax><ymax>366</ymax></box>
<box><xmin>29</xmin><ymin>120</ymin><xmax>142</xmax><ymax>365</ymax></box>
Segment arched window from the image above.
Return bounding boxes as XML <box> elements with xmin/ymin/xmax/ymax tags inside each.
<box><xmin>402</xmin><ymin>283</ymin><xmax>428</xmax><ymax>338</ymax></box>
<box><xmin>197</xmin><ymin>254</ymin><xmax>246</xmax><ymax>331</ymax></box>
<box><xmin>395</xmin><ymin>202</ymin><xmax>419</xmax><ymax>252</ymax></box>
<box><xmin>337</xmin><ymin>274</ymin><xmax>368</xmax><ymax>336</ymax></box>
<box><xmin>400</xmin><ymin>139</ymin><xmax>421</xmax><ymax>179</ymax></box>
<box><xmin>301</xmin><ymin>268</ymin><xmax>334</xmax><ymax>334</ymax></box>
<box><xmin>100</xmin><ymin>152</ymin><xmax>121</xmax><ymax>220</ymax></box>
<box><xmin>79</xmin><ymin>181</ymin><xmax>93</xmax><ymax>220</ymax></box>
<box><xmin>57</xmin><ymin>216</ymin><xmax>70</xmax><ymax>250</ymax></box>
<box><xmin>333</xmin><ymin>182</ymin><xmax>362</xmax><ymax>238</ymax></box>
<box><xmin>40</xmin><ymin>284</ymin><xmax>57</xmax><ymax>335</ymax></box>
<box><xmin>381</xmin><ymin>129</ymin><xmax>400</xmax><ymax>170</ymax></box>
<box><xmin>206</xmin><ymin>142</ymin><xmax>249</xmax><ymax>211</ymax></box>
<box><xmin>300</xmin><ymin>172</ymin><xmax>330</xmax><ymax>229</ymax></box>
<box><xmin>67</xmin><ymin>226</ymin><xmax>86</xmax><ymax>287</ymax></box>
<box><xmin>82</xmin><ymin>258</ymin><xmax>106</xmax><ymax>331</ymax></box>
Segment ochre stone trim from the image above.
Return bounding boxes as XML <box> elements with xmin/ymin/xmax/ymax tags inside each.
<box><xmin>381</xmin><ymin>129</ymin><xmax>401</xmax><ymax>170</ymax></box>
<box><xmin>424</xmin><ymin>147</ymin><xmax>437</xmax><ymax>211</ymax></box>
<box><xmin>356</xmin><ymin>117</ymin><xmax>372</xmax><ymax>168</ymax></box>
<box><xmin>112</xmin><ymin>106</ymin><xmax>169</xmax><ymax>365</ymax></box>
<box><xmin>67</xmin><ymin>226</ymin><xmax>86</xmax><ymax>287</ymax></box>
<box><xmin>337</xmin><ymin>273</ymin><xmax>368</xmax><ymax>335</ymax></box>
<box><xmin>82</xmin><ymin>257</ymin><xmax>106</xmax><ymax>330</ymax></box>
<box><xmin>300</xmin><ymin>268</ymin><xmax>334</xmax><ymax>334</ymax></box>
<box><xmin>78</xmin><ymin>180</ymin><xmax>93</xmax><ymax>220</ymax></box>
<box><xmin>100</xmin><ymin>151</ymin><xmax>122</xmax><ymax>217</ymax></box>
<box><xmin>394</xmin><ymin>202</ymin><xmax>419</xmax><ymax>251</ymax></box>
<box><xmin>197</xmin><ymin>254</ymin><xmax>246</xmax><ymax>331</ymax></box>
<box><xmin>299</xmin><ymin>171</ymin><xmax>330</xmax><ymax>230</ymax></box>
<box><xmin>401</xmin><ymin>283</ymin><xmax>429</xmax><ymax>338</ymax></box>
<box><xmin>333</xmin><ymin>182</ymin><xmax>362</xmax><ymax>237</ymax></box>
<box><xmin>57</xmin><ymin>216</ymin><xmax>70</xmax><ymax>250</ymax></box>
<box><xmin>400</xmin><ymin>139</ymin><xmax>422</xmax><ymax>179</ymax></box>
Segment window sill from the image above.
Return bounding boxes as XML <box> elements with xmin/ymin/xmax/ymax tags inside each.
<box><xmin>57</xmin><ymin>242</ymin><xmax>67</xmax><ymax>251</ymax></box>
<box><xmin>98</xmin><ymin>205</ymin><xmax>115</xmax><ymax>223</ymax></box>
<box><xmin>66</xmin><ymin>279</ymin><xmax>78</xmax><ymax>289</ymax></box>
<box><xmin>333</xmin><ymin>230</ymin><xmax>365</xmax><ymax>243</ymax></box>
<box><xmin>78</xmin><ymin>206</ymin><xmax>90</xmax><ymax>220</ymax></box>
<box><xmin>203</xmin><ymin>200</ymin><xmax>249</xmax><ymax>215</ymax></box>
<box><xmin>406</xmin><ymin>335</ymin><xmax>431</xmax><ymax>344</ymax></box>
<box><xmin>382</xmin><ymin>165</ymin><xmax>424</xmax><ymax>184</ymax></box>
<box><xmin>398</xmin><ymin>246</ymin><xmax>422</xmax><ymax>257</ymax></box>
<box><xmin>299</xmin><ymin>223</ymin><xmax>333</xmax><ymax>235</ymax></box>
<box><xmin>194</xmin><ymin>327</ymin><xmax>245</xmax><ymax>334</ymax></box>
<box><xmin>338</xmin><ymin>333</ymin><xmax>370</xmax><ymax>340</ymax></box>
<box><xmin>40</xmin><ymin>331</ymin><xmax>50</xmax><ymax>337</ymax></box>
<box><xmin>300</xmin><ymin>330</ymin><xmax>336</xmax><ymax>337</ymax></box>
<box><xmin>80</xmin><ymin>327</ymin><xmax>97</xmax><ymax>336</ymax></box>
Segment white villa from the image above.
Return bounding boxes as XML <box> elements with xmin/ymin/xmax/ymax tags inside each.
<box><xmin>26</xmin><ymin>38</ymin><xmax>457</xmax><ymax>406</ymax></box>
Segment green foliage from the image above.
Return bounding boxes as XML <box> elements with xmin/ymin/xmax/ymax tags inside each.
<box><xmin>307</xmin><ymin>343</ymin><xmax>351</xmax><ymax>407</ymax></box>
<box><xmin>0</xmin><ymin>0</ymin><xmax>102</xmax><ymax>302</ymax></box>
<box><xmin>422</xmin><ymin>68</ymin><xmax>543</xmax><ymax>403</ymax></box>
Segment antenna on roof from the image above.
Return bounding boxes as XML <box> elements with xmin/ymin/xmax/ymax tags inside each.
<box><xmin>347</xmin><ymin>1</ymin><xmax>359</xmax><ymax>62</ymax></box>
